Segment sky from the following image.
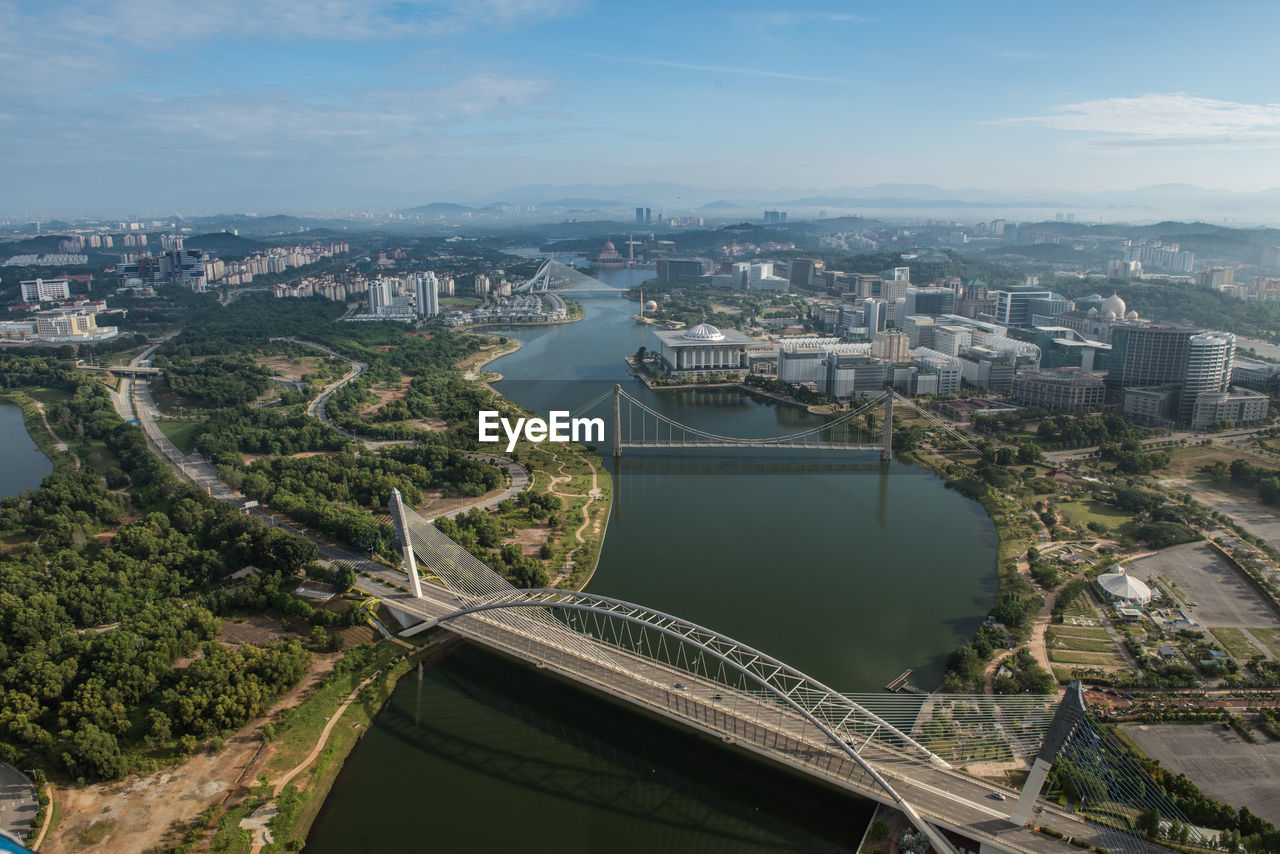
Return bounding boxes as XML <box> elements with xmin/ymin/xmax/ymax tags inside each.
<box><xmin>4</xmin><ymin>0</ymin><xmax>1280</xmax><ymax>217</ymax></box>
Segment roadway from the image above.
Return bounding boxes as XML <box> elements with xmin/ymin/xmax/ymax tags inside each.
<box><xmin>101</xmin><ymin>334</ymin><xmax>1116</xmax><ymax>854</ymax></box>
<box><xmin>0</xmin><ymin>762</ymin><xmax>37</xmax><ymax>844</ymax></box>
<box><xmin>369</xmin><ymin>581</ymin><xmax>1107</xmax><ymax>854</ymax></box>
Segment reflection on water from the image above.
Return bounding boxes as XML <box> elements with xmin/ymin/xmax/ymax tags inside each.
<box><xmin>306</xmin><ymin>647</ymin><xmax>870</xmax><ymax>854</ymax></box>
<box><xmin>0</xmin><ymin>404</ymin><xmax>52</xmax><ymax>499</ymax></box>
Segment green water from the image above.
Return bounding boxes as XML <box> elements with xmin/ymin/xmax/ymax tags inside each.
<box><xmin>305</xmin><ymin>271</ymin><xmax>998</xmax><ymax>852</ymax></box>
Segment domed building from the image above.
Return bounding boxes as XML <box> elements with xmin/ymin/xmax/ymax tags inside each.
<box><xmin>653</xmin><ymin>321</ymin><xmax>756</xmax><ymax>376</ymax></box>
<box><xmin>595</xmin><ymin>240</ymin><xmax>625</xmax><ymax>267</ymax></box>
<box><xmin>1100</xmin><ymin>293</ymin><xmax>1127</xmax><ymax>317</ymax></box>
<box><xmin>1095</xmin><ymin>568</ymin><xmax>1152</xmax><ymax>606</ymax></box>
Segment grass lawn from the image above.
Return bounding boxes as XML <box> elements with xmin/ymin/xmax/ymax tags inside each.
<box><xmin>1049</xmin><ymin>649</ymin><xmax>1127</xmax><ymax>667</ymax></box>
<box><xmin>26</xmin><ymin>386</ymin><xmax>72</xmax><ymax>405</ymax></box>
<box><xmin>1209</xmin><ymin>627</ymin><xmax>1262</xmax><ymax>660</ymax></box>
<box><xmin>157</xmin><ymin>418</ymin><xmax>203</xmax><ymax>454</ymax></box>
<box><xmin>1245</xmin><ymin>627</ymin><xmax>1280</xmax><ymax>658</ymax></box>
<box><xmin>1057</xmin><ymin>500</ymin><xmax>1133</xmax><ymax>533</ymax></box>
<box><xmin>1047</xmin><ymin>632</ymin><xmax>1120</xmax><ymax>654</ymax></box>
<box><xmin>1050</xmin><ymin>625</ymin><xmax>1112</xmax><ymax>641</ymax></box>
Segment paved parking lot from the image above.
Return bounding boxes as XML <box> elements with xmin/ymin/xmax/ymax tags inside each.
<box><xmin>1128</xmin><ymin>542</ymin><xmax>1280</xmax><ymax>629</ymax></box>
<box><xmin>1124</xmin><ymin>723</ymin><xmax>1280</xmax><ymax>826</ymax></box>
<box><xmin>0</xmin><ymin>762</ymin><xmax>37</xmax><ymax>843</ymax></box>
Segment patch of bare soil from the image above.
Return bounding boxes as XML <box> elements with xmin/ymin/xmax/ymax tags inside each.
<box><xmin>42</xmin><ymin>653</ymin><xmax>341</xmax><ymax>854</ymax></box>
<box><xmin>219</xmin><ymin>614</ymin><xmax>289</xmax><ymax>647</ymax></box>
<box><xmin>417</xmin><ymin>486</ymin><xmax>504</xmax><ymax>518</ymax></box>
<box><xmin>257</xmin><ymin>355</ymin><xmax>323</xmax><ymax>383</ymax></box>
<box><xmin>510</xmin><ymin>523</ymin><xmax>551</xmax><ymax>557</ymax></box>
<box><xmin>358</xmin><ymin>375</ymin><xmax>412</xmax><ymax>418</ymax></box>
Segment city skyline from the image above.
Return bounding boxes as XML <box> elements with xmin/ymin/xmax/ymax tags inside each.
<box><xmin>3</xmin><ymin>0</ymin><xmax>1280</xmax><ymax>215</ymax></box>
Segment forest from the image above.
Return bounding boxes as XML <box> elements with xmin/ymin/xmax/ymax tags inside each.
<box><xmin>0</xmin><ymin>356</ymin><xmax>324</xmax><ymax>781</ymax></box>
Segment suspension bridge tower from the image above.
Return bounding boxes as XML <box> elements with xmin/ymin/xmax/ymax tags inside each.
<box><xmin>881</xmin><ymin>392</ymin><xmax>893</xmax><ymax>461</ymax></box>
<box><xmin>613</xmin><ymin>383</ymin><xmax>622</xmax><ymax>459</ymax></box>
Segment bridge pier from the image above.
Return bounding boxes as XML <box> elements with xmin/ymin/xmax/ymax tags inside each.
<box><xmin>881</xmin><ymin>392</ymin><xmax>893</xmax><ymax>461</ymax></box>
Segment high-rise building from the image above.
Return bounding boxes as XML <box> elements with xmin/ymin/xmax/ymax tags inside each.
<box><xmin>1197</xmin><ymin>267</ymin><xmax>1234</xmax><ymax>289</ymax></box>
<box><xmin>415</xmin><ymin>272</ymin><xmax>439</xmax><ymax>318</ymax></box>
<box><xmin>788</xmin><ymin>259</ymin><xmax>822</xmax><ymax>289</ymax></box>
<box><xmin>870</xmin><ymin>330</ymin><xmax>911</xmax><ymax>363</ymax></box>
<box><xmin>1264</xmin><ymin>246</ymin><xmax>1280</xmax><ymax>268</ymax></box>
<box><xmin>369</xmin><ymin>278</ymin><xmax>394</xmax><ymax>314</ymax></box>
<box><xmin>1108</xmin><ymin>325</ymin><xmax>1235</xmax><ymax>425</ymax></box>
<box><xmin>1011</xmin><ymin>368</ymin><xmax>1105</xmax><ymax>411</ymax></box>
<box><xmin>859</xmin><ymin>298</ymin><xmax>885</xmax><ymax>334</ymax></box>
<box><xmin>904</xmin><ymin>286</ymin><xmax>956</xmax><ymax>318</ymax></box>
<box><xmin>474</xmin><ymin>274</ymin><xmax>490</xmax><ymax>297</ymax></box>
<box><xmin>991</xmin><ymin>287</ymin><xmax>1052</xmax><ymax>327</ymax></box>
<box><xmin>636</xmin><ymin>207</ymin><xmax>645</xmax><ymax>225</ymax></box>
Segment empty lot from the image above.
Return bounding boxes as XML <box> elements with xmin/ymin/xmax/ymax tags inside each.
<box><xmin>1124</xmin><ymin>723</ymin><xmax>1280</xmax><ymax>826</ymax></box>
<box><xmin>1127</xmin><ymin>542</ymin><xmax>1280</xmax><ymax>630</ymax></box>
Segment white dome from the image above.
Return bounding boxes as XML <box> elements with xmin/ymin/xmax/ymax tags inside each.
<box><xmin>1102</xmin><ymin>310</ymin><xmax>1117</xmax><ymax>321</ymax></box>
<box><xmin>1125</xmin><ymin>310</ymin><xmax>1139</xmax><ymax>321</ymax></box>
<box><xmin>1100</xmin><ymin>293</ymin><xmax>1127</xmax><ymax>317</ymax></box>
<box><xmin>683</xmin><ymin>322</ymin><xmax>725</xmax><ymax>341</ymax></box>
<box><xmin>1087</xmin><ymin>307</ymin><xmax>1099</xmax><ymax>317</ymax></box>
<box><xmin>1097</xmin><ymin>569</ymin><xmax>1151</xmax><ymax>605</ymax></box>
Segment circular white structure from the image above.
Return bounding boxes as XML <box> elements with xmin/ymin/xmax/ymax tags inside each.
<box><xmin>1100</xmin><ymin>293</ymin><xmax>1127</xmax><ymax>318</ymax></box>
<box><xmin>1125</xmin><ymin>310</ymin><xmax>1139</xmax><ymax>321</ymax></box>
<box><xmin>1087</xmin><ymin>307</ymin><xmax>1099</xmax><ymax>317</ymax></box>
<box><xmin>683</xmin><ymin>322</ymin><xmax>726</xmax><ymax>341</ymax></box>
<box><xmin>645</xmin><ymin>299</ymin><xmax>658</xmax><ymax>311</ymax></box>
<box><xmin>1096</xmin><ymin>568</ymin><xmax>1152</xmax><ymax>605</ymax></box>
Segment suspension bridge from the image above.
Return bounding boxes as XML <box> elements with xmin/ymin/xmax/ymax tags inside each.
<box><xmin>355</xmin><ymin>490</ymin><xmax>1203</xmax><ymax>854</ymax></box>
<box><xmin>558</xmin><ymin>384</ymin><xmax>983</xmax><ymax>461</ymax></box>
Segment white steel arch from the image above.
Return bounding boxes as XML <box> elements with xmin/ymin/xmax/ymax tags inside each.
<box><xmin>434</xmin><ymin>587</ymin><xmax>958</xmax><ymax>854</ymax></box>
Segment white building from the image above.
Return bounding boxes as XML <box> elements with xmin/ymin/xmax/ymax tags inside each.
<box><xmin>415</xmin><ymin>272</ymin><xmax>439</xmax><ymax>318</ymax></box>
<box><xmin>652</xmin><ymin>323</ymin><xmax>755</xmax><ymax>376</ymax></box>
<box><xmin>1096</xmin><ymin>568</ymin><xmax>1152</xmax><ymax>606</ymax></box>
<box><xmin>20</xmin><ymin>278</ymin><xmax>71</xmax><ymax>302</ymax></box>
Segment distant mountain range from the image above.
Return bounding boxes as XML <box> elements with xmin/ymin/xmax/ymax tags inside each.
<box><xmin>394</xmin><ymin>181</ymin><xmax>1280</xmax><ymax>225</ymax></box>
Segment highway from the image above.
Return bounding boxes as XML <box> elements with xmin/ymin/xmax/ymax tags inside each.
<box><xmin>101</xmin><ymin>335</ymin><xmax>1129</xmax><ymax>854</ymax></box>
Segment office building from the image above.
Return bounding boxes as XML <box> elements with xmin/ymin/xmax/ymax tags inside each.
<box><xmin>933</xmin><ymin>325</ymin><xmax>973</xmax><ymax>357</ymax></box>
<box><xmin>870</xmin><ymin>330</ymin><xmax>911</xmax><ymax>363</ymax></box>
<box><xmin>1109</xmin><ymin>324</ymin><xmax>1235</xmax><ymax>426</ymax></box>
<box><xmin>823</xmin><ymin>354</ymin><xmax>888</xmax><ymax>400</ymax></box>
<box><xmin>957</xmin><ymin>346</ymin><xmax>1021</xmax><ymax>392</ymax></box>
<box><xmin>904</xmin><ymin>287</ymin><xmax>955</xmax><ymax>318</ymax></box>
<box><xmin>912</xmin><ymin>348</ymin><xmax>962</xmax><ymax>396</ymax></box>
<box><xmin>991</xmin><ymin>287</ymin><xmax>1053</xmax><ymax>327</ymax></box>
<box><xmin>656</xmin><ymin>258</ymin><xmax>713</xmax><ymax>284</ymax></box>
<box><xmin>20</xmin><ymin>278</ymin><xmax>71</xmax><ymax>302</ymax></box>
<box><xmin>859</xmin><ymin>298</ymin><xmax>886</xmax><ymax>334</ymax></box>
<box><xmin>1011</xmin><ymin>368</ymin><xmax>1105</xmax><ymax>411</ymax></box>
<box><xmin>902</xmin><ymin>315</ymin><xmax>935</xmax><ymax>349</ymax></box>
<box><xmin>788</xmin><ymin>259</ymin><xmax>823</xmax><ymax>290</ymax></box>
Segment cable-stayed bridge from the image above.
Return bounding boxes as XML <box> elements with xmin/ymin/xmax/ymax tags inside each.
<box><xmin>514</xmin><ymin>259</ymin><xmax>627</xmax><ymax>294</ymax></box>
<box><xmin>360</xmin><ymin>490</ymin><xmax>1200</xmax><ymax>854</ymax></box>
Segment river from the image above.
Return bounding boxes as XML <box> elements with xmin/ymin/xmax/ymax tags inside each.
<box><xmin>0</xmin><ymin>403</ymin><xmax>53</xmax><ymax>499</ymax></box>
<box><xmin>306</xmin><ymin>267</ymin><xmax>998</xmax><ymax>852</ymax></box>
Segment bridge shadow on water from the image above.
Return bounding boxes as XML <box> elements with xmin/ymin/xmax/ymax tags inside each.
<box><xmin>372</xmin><ymin>646</ymin><xmax>873</xmax><ymax>852</ymax></box>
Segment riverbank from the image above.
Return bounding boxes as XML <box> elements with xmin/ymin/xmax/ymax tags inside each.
<box><xmin>0</xmin><ymin>391</ymin><xmax>72</xmax><ymax>471</ymax></box>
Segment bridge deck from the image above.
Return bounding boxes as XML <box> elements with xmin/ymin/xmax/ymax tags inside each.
<box><xmin>365</xmin><ymin>577</ymin><xmax>1108</xmax><ymax>854</ymax></box>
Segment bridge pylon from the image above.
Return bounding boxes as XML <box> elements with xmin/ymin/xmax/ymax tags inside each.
<box><xmin>880</xmin><ymin>392</ymin><xmax>893</xmax><ymax>461</ymax></box>
<box><xmin>613</xmin><ymin>383</ymin><xmax>622</xmax><ymax>459</ymax></box>
<box><xmin>388</xmin><ymin>487</ymin><xmax>424</xmax><ymax>599</ymax></box>
<box><xmin>1009</xmin><ymin>681</ymin><xmax>1088</xmax><ymax>825</ymax></box>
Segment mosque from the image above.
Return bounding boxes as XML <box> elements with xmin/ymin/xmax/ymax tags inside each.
<box><xmin>652</xmin><ymin>322</ymin><xmax>755</xmax><ymax>377</ymax></box>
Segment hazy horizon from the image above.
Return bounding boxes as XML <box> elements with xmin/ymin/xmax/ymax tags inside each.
<box><xmin>4</xmin><ymin>0</ymin><xmax>1280</xmax><ymax>218</ymax></box>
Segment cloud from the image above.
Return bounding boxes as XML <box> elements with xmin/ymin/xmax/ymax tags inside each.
<box><xmin>570</xmin><ymin>51</ymin><xmax>857</xmax><ymax>85</ymax></box>
<box><xmin>733</xmin><ymin>10</ymin><xmax>872</xmax><ymax>26</ymax></box>
<box><xmin>991</xmin><ymin>93</ymin><xmax>1280</xmax><ymax>148</ymax></box>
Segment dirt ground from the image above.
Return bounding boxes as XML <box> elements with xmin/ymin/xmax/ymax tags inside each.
<box><xmin>219</xmin><ymin>614</ymin><xmax>291</xmax><ymax>647</ymax></box>
<box><xmin>43</xmin><ymin>653</ymin><xmax>341</xmax><ymax>854</ymax></box>
<box><xmin>417</xmin><ymin>485</ymin><xmax>504</xmax><ymax>518</ymax></box>
<box><xmin>358</xmin><ymin>375</ymin><xmax>412</xmax><ymax>417</ymax></box>
<box><xmin>1163</xmin><ymin>444</ymin><xmax>1276</xmax><ymax>479</ymax></box>
<box><xmin>257</xmin><ymin>355</ymin><xmax>324</xmax><ymax>383</ymax></box>
<box><xmin>509</xmin><ymin>523</ymin><xmax>551</xmax><ymax>557</ymax></box>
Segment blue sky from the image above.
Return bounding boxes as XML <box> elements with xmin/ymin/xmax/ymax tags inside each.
<box><xmin>3</xmin><ymin>0</ymin><xmax>1280</xmax><ymax>215</ymax></box>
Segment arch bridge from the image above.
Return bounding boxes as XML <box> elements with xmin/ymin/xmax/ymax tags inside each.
<box><xmin>368</xmin><ymin>495</ymin><xmax>1201</xmax><ymax>854</ymax></box>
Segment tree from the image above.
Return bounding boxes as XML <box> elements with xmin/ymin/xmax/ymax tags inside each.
<box><xmin>871</xmin><ymin>820</ymin><xmax>890</xmax><ymax>840</ymax></box>
<box><xmin>334</xmin><ymin>563</ymin><xmax>358</xmax><ymax>592</ymax></box>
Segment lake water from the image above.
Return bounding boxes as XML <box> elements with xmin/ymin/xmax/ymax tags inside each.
<box><xmin>306</xmin><ymin>269</ymin><xmax>998</xmax><ymax>852</ymax></box>
<box><xmin>0</xmin><ymin>403</ymin><xmax>52</xmax><ymax>498</ymax></box>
